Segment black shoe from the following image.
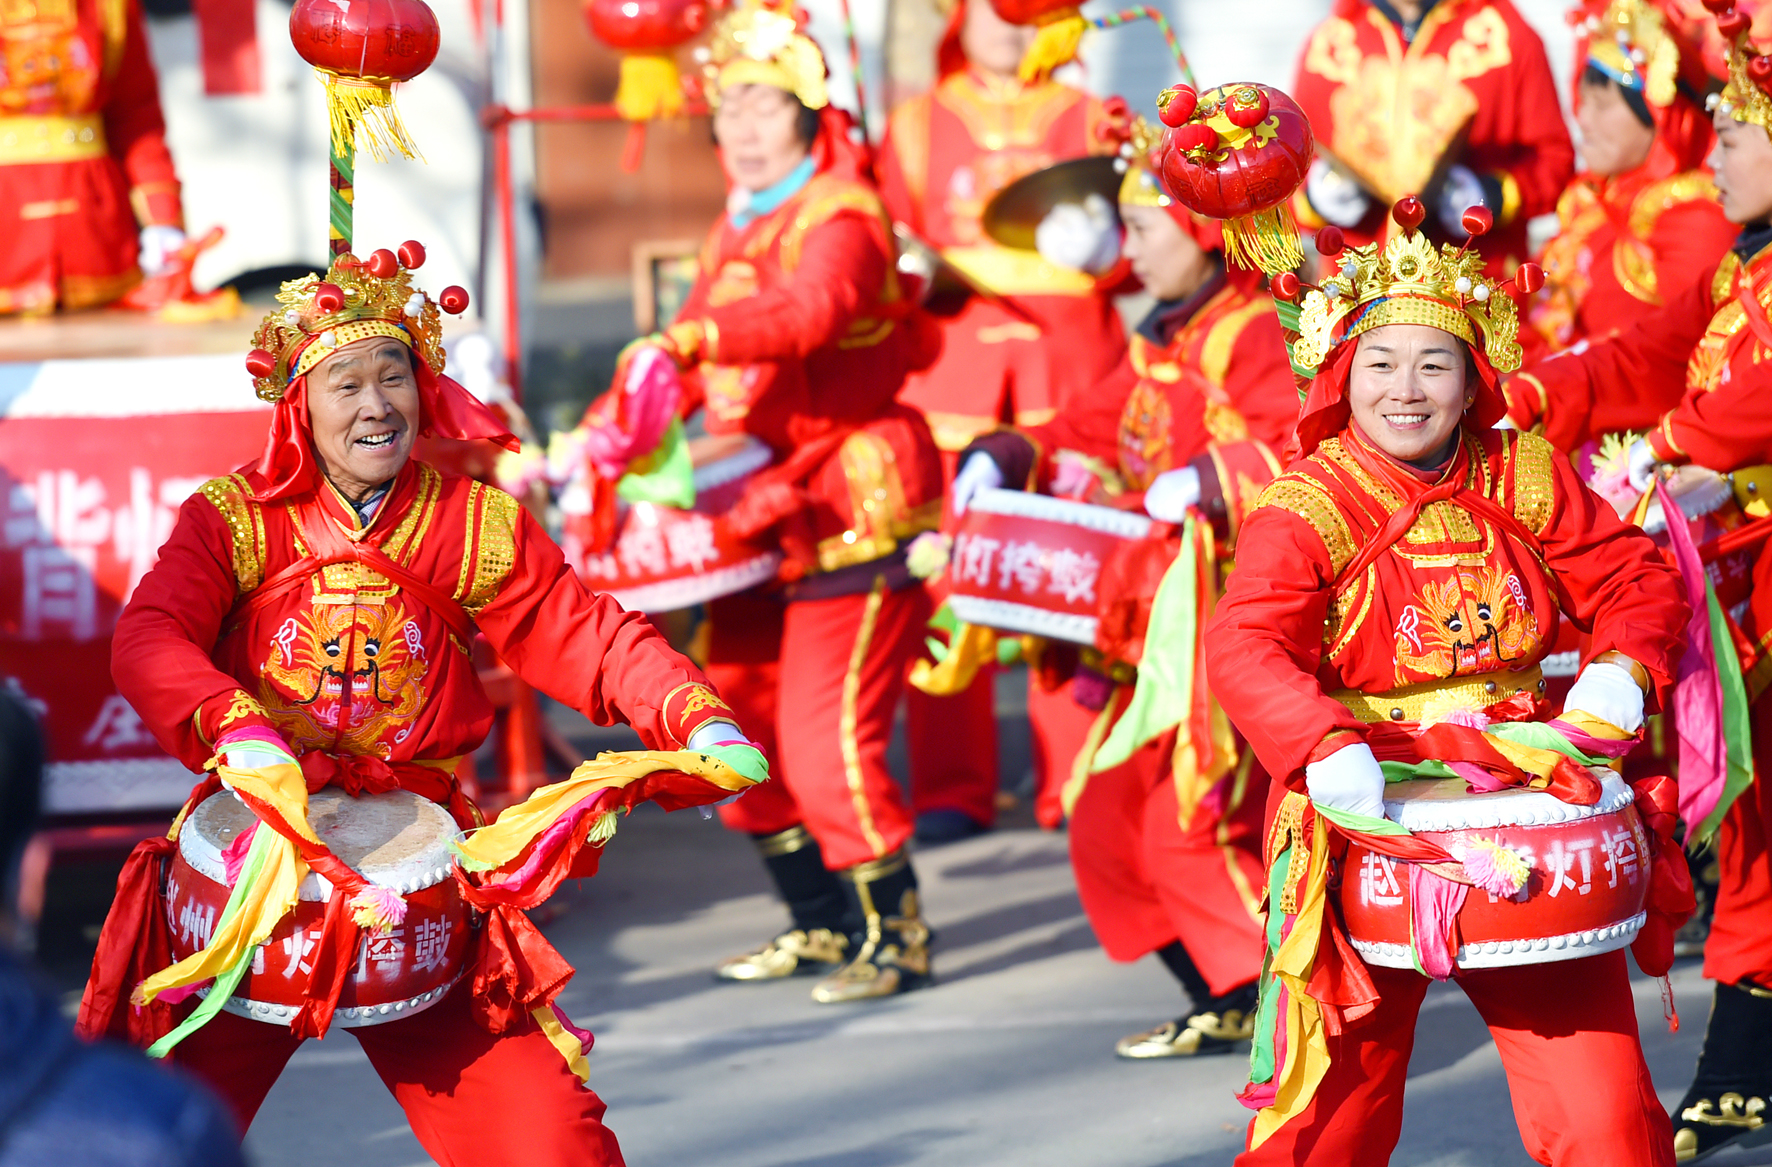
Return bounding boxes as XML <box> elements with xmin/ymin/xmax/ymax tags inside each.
<box><xmin>915</xmin><ymin>809</ymin><xmax>988</xmax><ymax>845</ymax></box>
<box><xmin>812</xmin><ymin>851</ymin><xmax>933</xmax><ymax>1003</ymax></box>
<box><xmin>1673</xmin><ymin>981</ymin><xmax>1772</xmax><ymax>1161</ymax></box>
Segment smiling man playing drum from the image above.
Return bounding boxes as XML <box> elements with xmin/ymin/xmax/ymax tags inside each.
<box><xmin>73</xmin><ymin>248</ymin><xmax>756</xmax><ymax>1166</ymax></box>
<box><xmin>1203</xmin><ymin>198</ymin><xmax>1690</xmax><ymax>1166</ymax></box>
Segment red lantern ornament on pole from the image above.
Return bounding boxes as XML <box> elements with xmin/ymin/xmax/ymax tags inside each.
<box><xmin>290</xmin><ymin>0</ymin><xmax>440</xmax><ymax>163</ymax></box>
<box><xmin>1153</xmin><ymin>81</ymin><xmax>1313</xmax><ymax>276</ymax></box>
<box><xmin>988</xmin><ymin>0</ymin><xmax>1087</xmax><ymax>83</ymax></box>
<box><xmin>585</xmin><ymin>0</ymin><xmax>707</xmax><ymax>122</ymax></box>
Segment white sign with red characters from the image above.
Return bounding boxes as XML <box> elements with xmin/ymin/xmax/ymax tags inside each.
<box><xmin>0</xmin><ymin>355</ymin><xmax>270</xmax><ymax>813</ymax></box>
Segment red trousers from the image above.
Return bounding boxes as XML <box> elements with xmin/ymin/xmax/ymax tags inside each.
<box><xmin>1703</xmin><ymin>695</ymin><xmax>1772</xmax><ymax>988</ymax></box>
<box><xmin>1</xmin><ymin>156</ymin><xmax>142</xmax><ymax>312</ymax></box>
<box><xmin>710</xmin><ymin>583</ymin><xmax>923</xmax><ymax>869</ymax></box>
<box><xmin>1067</xmin><ymin>731</ymin><xmax>1266</xmax><ymax>995</ymax></box>
<box><xmin>1236</xmin><ymin>951</ymin><xmax>1672</xmax><ymax>1167</ymax></box>
<box><xmin>1027</xmin><ymin>675</ymin><xmax>1099</xmax><ymax>830</ymax></box>
<box><xmin>171</xmin><ymin>985</ymin><xmax>623</xmax><ymax>1165</ymax></box>
<box><xmin>905</xmin><ymin>667</ymin><xmax>1000</xmax><ymax>826</ymax></box>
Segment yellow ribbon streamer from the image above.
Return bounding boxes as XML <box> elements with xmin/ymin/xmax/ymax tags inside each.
<box><xmin>453</xmin><ymin>749</ymin><xmax>761</xmax><ymax>874</ymax></box>
<box><xmin>907</xmin><ymin>622</ymin><xmax>999</xmax><ymax>697</ymax></box>
<box><xmin>1250</xmin><ymin>813</ymin><xmax>1334</xmax><ymax>1151</ymax></box>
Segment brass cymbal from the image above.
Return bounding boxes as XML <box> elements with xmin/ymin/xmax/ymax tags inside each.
<box><xmin>982</xmin><ymin>156</ymin><xmax>1122</xmax><ymax>251</ymax></box>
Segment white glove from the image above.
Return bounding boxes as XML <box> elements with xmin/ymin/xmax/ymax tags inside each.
<box><xmin>1143</xmin><ymin>466</ymin><xmax>1201</xmax><ymax>522</ymax></box>
<box><xmin>1034</xmin><ymin>193</ymin><xmax>1121</xmax><ymax>274</ymax></box>
<box><xmin>1306</xmin><ymin>159</ymin><xmax>1371</xmax><ymax>229</ymax></box>
<box><xmin>1563</xmin><ymin>662</ymin><xmax>1645</xmax><ymax>734</ymax></box>
<box><xmin>951</xmin><ymin>452</ymin><xmax>1004</xmax><ymax>516</ymax></box>
<box><xmin>687</xmin><ymin>720</ymin><xmax>748</xmax><ymax>750</ymax></box>
<box><xmin>1627</xmin><ymin>438</ymin><xmax>1661</xmax><ymax>493</ymax></box>
<box><xmin>138</xmin><ymin>225</ymin><xmax>187</xmax><ymax>276</ymax></box>
<box><xmin>1304</xmin><ymin>742</ymin><xmax>1387</xmax><ymax>820</ymax></box>
<box><xmin>1437</xmin><ymin>165</ymin><xmax>1488</xmax><ymax>237</ymax></box>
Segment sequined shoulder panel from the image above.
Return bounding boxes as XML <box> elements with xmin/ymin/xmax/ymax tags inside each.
<box><xmin>197</xmin><ymin>474</ymin><xmax>267</xmax><ymax>594</ymax></box>
<box><xmin>382</xmin><ymin>464</ymin><xmax>443</xmax><ymax>566</ymax></box>
<box><xmin>1712</xmin><ymin>251</ymin><xmax>1743</xmax><ymax>308</ymax></box>
<box><xmin>454</xmin><ymin>482</ymin><xmax>522</xmax><ymax>618</ymax></box>
<box><xmin>1251</xmin><ymin>466</ymin><xmax>1357</xmax><ymax>577</ymax></box>
<box><xmin>1504</xmin><ymin>430</ymin><xmax>1557</xmax><ymax>537</ymax></box>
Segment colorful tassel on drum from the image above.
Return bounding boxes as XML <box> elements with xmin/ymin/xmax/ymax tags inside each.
<box><xmin>347</xmin><ymin>884</ymin><xmax>408</xmax><ymax>934</ymax></box>
<box><xmin>1459</xmin><ymin>838</ymin><xmax>1530</xmax><ymax>899</ymax></box>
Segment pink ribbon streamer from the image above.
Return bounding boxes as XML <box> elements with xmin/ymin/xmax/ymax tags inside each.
<box><xmin>1408</xmin><ymin>864</ymin><xmax>1469</xmax><ymax>981</ymax></box>
<box><xmin>1655</xmin><ymin>479</ymin><xmax>1728</xmax><ymax>829</ymax></box>
<box><xmin>582</xmin><ymin>349</ymin><xmax>682</xmax><ymax>479</ymax></box>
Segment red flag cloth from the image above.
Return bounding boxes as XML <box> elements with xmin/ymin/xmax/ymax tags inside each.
<box><xmin>74</xmin><ymin>834</ymin><xmax>181</xmax><ymax>1046</ymax></box>
<box><xmin>192</xmin><ymin>0</ymin><xmax>261</xmax><ymax>95</ymax></box>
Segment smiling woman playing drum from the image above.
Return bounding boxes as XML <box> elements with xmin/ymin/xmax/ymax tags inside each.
<box><xmin>1203</xmin><ymin>199</ymin><xmax>1690</xmax><ymax>1167</ymax></box>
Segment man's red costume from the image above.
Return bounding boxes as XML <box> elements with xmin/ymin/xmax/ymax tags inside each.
<box><xmin>1202</xmin><ymin>204</ymin><xmax>1688</xmax><ymax>1164</ymax></box>
<box><xmin>0</xmin><ymin>0</ymin><xmax>183</xmax><ymax>311</ymax></box>
<box><xmin>876</xmin><ymin>1</ymin><xmax>1126</xmax><ymax>832</ymax></box>
<box><xmin>954</xmin><ymin>132</ymin><xmax>1295</xmax><ymax>1052</ymax></box>
<box><xmin>1291</xmin><ymin>0</ymin><xmax>1573</xmax><ymax>269</ymax></box>
<box><xmin>75</xmin><ymin>255</ymin><xmax>749</xmax><ymax>1166</ymax></box>
<box><xmin>1525</xmin><ymin>0</ymin><xmax>1734</xmax><ymax>359</ymax></box>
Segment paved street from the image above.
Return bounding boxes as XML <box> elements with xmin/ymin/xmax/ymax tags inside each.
<box><xmin>227</xmin><ymin>772</ymin><xmax>1756</xmax><ymax>1167</ymax></box>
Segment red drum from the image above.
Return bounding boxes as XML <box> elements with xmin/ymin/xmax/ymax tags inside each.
<box><xmin>576</xmin><ymin>434</ymin><xmax>782</xmax><ymax>612</ymax></box>
<box><xmin>167</xmin><ymin>787</ymin><xmax>471</xmax><ymax>1027</ymax></box>
<box><xmin>1341</xmin><ymin>772</ymin><xmax>1649</xmax><ymax>970</ymax></box>
<box><xmin>947</xmin><ymin>488</ymin><xmax>1153</xmax><ymax>644</ymax></box>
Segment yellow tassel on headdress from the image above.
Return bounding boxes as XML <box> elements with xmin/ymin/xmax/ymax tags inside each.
<box><xmin>321</xmin><ymin>71</ymin><xmax>424</xmax><ymax>164</ymax></box>
<box><xmin>615</xmin><ymin>52</ymin><xmax>685</xmax><ymax>121</ymax></box>
<box><xmin>1018</xmin><ymin>7</ymin><xmax>1086</xmax><ymax>83</ymax></box>
<box><xmin>1223</xmin><ymin>204</ymin><xmax>1305</xmax><ymax>277</ymax></box>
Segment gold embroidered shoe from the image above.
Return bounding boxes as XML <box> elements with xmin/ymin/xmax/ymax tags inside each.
<box><xmin>1674</xmin><ymin>1092</ymin><xmax>1772</xmax><ymax>1162</ymax></box>
<box><xmin>715</xmin><ymin>928</ymin><xmax>849</xmax><ymax>981</ymax></box>
<box><xmin>1115</xmin><ymin>1009</ymin><xmax>1255</xmax><ymax>1059</ymax></box>
<box><xmin>811</xmin><ymin>852</ymin><xmax>933</xmax><ymax>1004</ymax></box>
<box><xmin>1672</xmin><ymin>980</ymin><xmax>1772</xmax><ymax>1162</ymax></box>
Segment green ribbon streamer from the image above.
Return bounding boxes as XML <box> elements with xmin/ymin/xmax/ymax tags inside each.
<box><xmin>147</xmin><ymin>825</ymin><xmax>278</xmax><ymax>1059</ymax></box>
<box><xmin>1697</xmin><ymin>578</ymin><xmax>1755</xmax><ymax>844</ymax></box>
<box><xmin>1092</xmin><ymin>515</ymin><xmax>1197</xmax><ymax>773</ymax></box>
<box><xmin>617</xmin><ymin>417</ymin><xmax>695</xmax><ymax>508</ymax></box>
<box><xmin>696</xmin><ymin>741</ymin><xmax>771</xmax><ymax>787</ymax></box>
<box><xmin>1246</xmin><ymin>847</ymin><xmax>1290</xmax><ymax>1088</ymax></box>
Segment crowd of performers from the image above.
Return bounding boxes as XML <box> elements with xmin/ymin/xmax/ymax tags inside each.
<box><xmin>39</xmin><ymin>0</ymin><xmax>1772</xmax><ymax>1163</ymax></box>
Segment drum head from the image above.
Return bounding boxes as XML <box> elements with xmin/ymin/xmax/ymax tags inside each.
<box><xmin>182</xmin><ymin>787</ymin><xmax>459</xmax><ymax>900</ymax></box>
<box><xmin>1381</xmin><ymin>770</ymin><xmax>1633</xmax><ymax>831</ymax></box>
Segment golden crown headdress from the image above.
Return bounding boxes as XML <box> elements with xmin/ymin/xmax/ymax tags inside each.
<box><xmin>245</xmin><ymin>246</ymin><xmax>468</xmax><ymax>403</ymax></box>
<box><xmin>1285</xmin><ymin>199</ymin><xmax>1543</xmax><ymax>375</ymax></box>
<box><xmin>698</xmin><ymin>0</ymin><xmax>828</xmax><ymax>111</ymax></box>
<box><xmin>1580</xmin><ymin>0</ymin><xmax>1683</xmax><ymax>108</ymax></box>
<box><xmin>1706</xmin><ymin>3</ymin><xmax>1772</xmax><ymax>134</ymax></box>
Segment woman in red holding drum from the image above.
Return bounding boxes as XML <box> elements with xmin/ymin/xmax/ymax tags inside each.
<box><xmin>949</xmin><ymin>114</ymin><xmax>1294</xmax><ymax>1060</ymax></box>
<box><xmin>1203</xmin><ymin>197</ymin><xmax>1690</xmax><ymax>1166</ymax></box>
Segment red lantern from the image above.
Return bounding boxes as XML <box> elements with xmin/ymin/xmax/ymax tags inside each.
<box><xmin>289</xmin><ymin>0</ymin><xmax>439</xmax><ymax>162</ymax></box>
<box><xmin>1155</xmin><ymin>82</ymin><xmax>1314</xmax><ymax>276</ymax></box>
<box><xmin>585</xmin><ymin>0</ymin><xmax>707</xmax><ymax>122</ymax></box>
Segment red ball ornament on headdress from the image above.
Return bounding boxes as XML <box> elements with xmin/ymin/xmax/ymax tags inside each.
<box><xmin>245</xmin><ymin>348</ymin><xmax>276</xmax><ymax>379</ymax></box>
<box><xmin>1702</xmin><ymin>0</ymin><xmax>1735</xmax><ymax>13</ymax></box>
<box><xmin>1392</xmin><ymin>196</ymin><xmax>1427</xmax><ymax>232</ymax></box>
<box><xmin>313</xmin><ymin>282</ymin><xmax>346</xmax><ymax>314</ymax></box>
<box><xmin>1315</xmin><ymin>225</ymin><xmax>1345</xmax><ymax>258</ymax></box>
<box><xmin>1513</xmin><ymin>262</ymin><xmax>1546</xmax><ymax>296</ymax></box>
<box><xmin>366</xmin><ymin>249</ymin><xmax>400</xmax><ymax>278</ymax></box>
<box><xmin>289</xmin><ymin>0</ymin><xmax>440</xmax><ymax>83</ymax></box>
<box><xmin>1751</xmin><ymin>55</ymin><xmax>1772</xmax><ymax>84</ymax></box>
<box><xmin>397</xmin><ymin>240</ymin><xmax>426</xmax><ymax>270</ymax></box>
<box><xmin>1719</xmin><ymin>9</ymin><xmax>1751</xmax><ymax>38</ymax></box>
<box><xmin>1269</xmin><ymin>271</ymin><xmax>1300</xmax><ymax>301</ymax></box>
<box><xmin>1155</xmin><ymin>82</ymin><xmax>1313</xmax><ymax>275</ymax></box>
<box><xmin>1461</xmin><ymin>206</ymin><xmax>1494</xmax><ymax>237</ymax></box>
<box><xmin>438</xmin><ymin>286</ymin><xmax>471</xmax><ymax>315</ymax></box>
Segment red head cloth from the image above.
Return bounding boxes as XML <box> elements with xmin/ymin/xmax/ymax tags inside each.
<box><xmin>810</xmin><ymin>103</ymin><xmax>874</xmax><ymax>181</ymax></box>
<box><xmin>251</xmin><ymin>346</ymin><xmax>518</xmax><ymax>502</ymax></box>
<box><xmin>937</xmin><ymin>0</ymin><xmax>968</xmax><ymax>78</ymax></box>
<box><xmin>1291</xmin><ymin>332</ymin><xmax>1507</xmax><ymax>462</ymax></box>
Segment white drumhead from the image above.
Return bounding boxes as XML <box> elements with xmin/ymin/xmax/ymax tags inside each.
<box><xmin>181</xmin><ymin>786</ymin><xmax>460</xmax><ymax>901</ymax></box>
<box><xmin>690</xmin><ymin>434</ymin><xmax>773</xmax><ymax>492</ymax></box>
<box><xmin>1381</xmin><ymin>770</ymin><xmax>1633</xmax><ymax>833</ymax></box>
<box><xmin>967</xmin><ymin>488</ymin><xmax>1154</xmax><ymax>540</ymax></box>
<box><xmin>1641</xmin><ymin>466</ymin><xmax>1734</xmax><ymax>534</ymax></box>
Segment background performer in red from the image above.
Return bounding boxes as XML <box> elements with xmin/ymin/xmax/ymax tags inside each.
<box><xmin>1204</xmin><ymin>198</ymin><xmax>1688</xmax><ymax>1166</ymax></box>
<box><xmin>1500</xmin><ymin>12</ymin><xmax>1772</xmax><ymax>1154</ymax></box>
<box><xmin>876</xmin><ymin>0</ymin><xmax>1126</xmax><ymax>840</ymax></box>
<box><xmin>948</xmin><ymin>114</ymin><xmax>1295</xmax><ymax>1055</ymax></box>
<box><xmin>1291</xmin><ymin>0</ymin><xmax>1573</xmax><ymax>272</ymax></box>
